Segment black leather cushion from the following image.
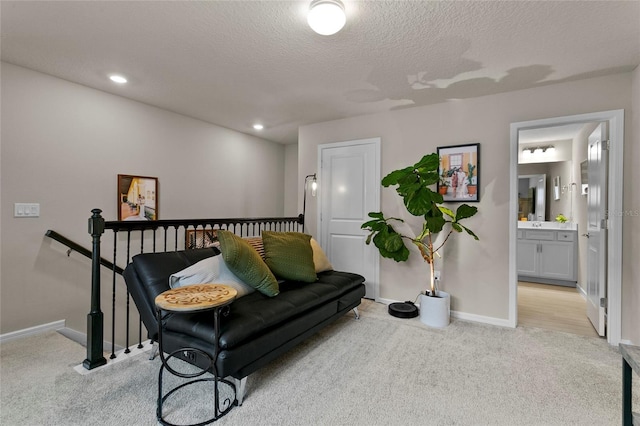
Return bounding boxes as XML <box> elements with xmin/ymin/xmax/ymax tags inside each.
<box><xmin>163</xmin><ymin>270</ymin><xmax>365</xmax><ymax>350</ymax></box>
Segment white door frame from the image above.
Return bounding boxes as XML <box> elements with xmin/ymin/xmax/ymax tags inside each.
<box><xmin>317</xmin><ymin>137</ymin><xmax>381</xmax><ymax>301</ymax></box>
<box><xmin>509</xmin><ymin>110</ymin><xmax>624</xmax><ymax>345</ymax></box>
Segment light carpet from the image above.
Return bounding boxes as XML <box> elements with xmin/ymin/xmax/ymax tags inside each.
<box><xmin>1</xmin><ymin>300</ymin><xmax>637</xmax><ymax>425</ymax></box>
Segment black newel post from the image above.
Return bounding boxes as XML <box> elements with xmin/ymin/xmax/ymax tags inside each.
<box><xmin>83</xmin><ymin>209</ymin><xmax>107</xmax><ymax>370</ymax></box>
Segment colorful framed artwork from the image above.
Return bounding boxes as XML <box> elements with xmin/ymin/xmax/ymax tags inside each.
<box><xmin>437</xmin><ymin>143</ymin><xmax>480</xmax><ymax>202</ymax></box>
<box><xmin>117</xmin><ymin>174</ymin><xmax>158</xmax><ymax>220</ymax></box>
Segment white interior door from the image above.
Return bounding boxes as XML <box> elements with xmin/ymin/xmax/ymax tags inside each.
<box><xmin>319</xmin><ymin>138</ymin><xmax>380</xmax><ymax>300</ymax></box>
<box><xmin>586</xmin><ymin>123</ymin><xmax>608</xmax><ymax>336</ymax></box>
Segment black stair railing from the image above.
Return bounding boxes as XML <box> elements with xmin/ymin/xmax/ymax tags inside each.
<box><xmin>71</xmin><ymin>209</ymin><xmax>304</xmax><ymax>370</ymax></box>
<box><xmin>45</xmin><ymin>230</ymin><xmax>124</xmax><ymax>275</ymax></box>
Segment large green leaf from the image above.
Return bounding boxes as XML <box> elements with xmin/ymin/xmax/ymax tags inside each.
<box><xmin>414</xmin><ymin>153</ymin><xmax>439</xmax><ymax>171</ymax></box>
<box><xmin>372</xmin><ymin>228</ymin><xmax>410</xmax><ymax>262</ymax></box>
<box><xmin>381</xmin><ymin>167</ymin><xmax>413</xmax><ymax>187</ymax></box>
<box><xmin>424</xmin><ymin>207</ymin><xmax>446</xmax><ymax>233</ymax></box>
<box><xmin>384</xmin><ymin>231</ymin><xmax>404</xmax><ymax>252</ymax></box>
<box><xmin>460</xmin><ymin>225</ymin><xmax>479</xmax><ymax>240</ymax></box>
<box><xmin>361</xmin><ymin>219</ymin><xmax>386</xmax><ymax>232</ymax></box>
<box><xmin>403</xmin><ymin>189</ymin><xmax>431</xmax><ymax>216</ymax></box>
<box><xmin>439</xmin><ymin>206</ymin><xmax>455</xmax><ymax>220</ymax></box>
<box><xmin>455</xmin><ymin>204</ymin><xmax>478</xmax><ymax>221</ymax></box>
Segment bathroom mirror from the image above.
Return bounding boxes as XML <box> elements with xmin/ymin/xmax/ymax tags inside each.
<box><xmin>518</xmin><ymin>174</ymin><xmax>546</xmax><ymax>221</ymax></box>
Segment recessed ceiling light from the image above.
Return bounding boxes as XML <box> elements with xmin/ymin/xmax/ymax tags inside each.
<box><xmin>109</xmin><ymin>75</ymin><xmax>128</xmax><ymax>84</ymax></box>
<box><xmin>253</xmin><ymin>124</ymin><xmax>264</xmax><ymax>130</ymax></box>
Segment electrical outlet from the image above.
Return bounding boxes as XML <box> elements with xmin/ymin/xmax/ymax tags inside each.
<box><xmin>434</xmin><ymin>270</ymin><xmax>441</xmax><ymax>281</ymax></box>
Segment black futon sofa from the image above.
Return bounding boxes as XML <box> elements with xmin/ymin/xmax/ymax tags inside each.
<box><xmin>123</xmin><ymin>247</ymin><xmax>366</xmax><ymax>404</ymax></box>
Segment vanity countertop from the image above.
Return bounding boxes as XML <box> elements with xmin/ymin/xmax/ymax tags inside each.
<box><xmin>518</xmin><ymin>221</ymin><xmax>577</xmax><ymax>231</ymax></box>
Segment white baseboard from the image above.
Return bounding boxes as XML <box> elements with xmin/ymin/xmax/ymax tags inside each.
<box><xmin>73</xmin><ymin>339</ymin><xmax>154</xmax><ymax>375</ymax></box>
<box><xmin>0</xmin><ymin>320</ymin><xmax>66</xmax><ymax>344</ymax></box>
<box><xmin>57</xmin><ymin>327</ymin><xmax>124</xmax><ymax>353</ymax></box>
<box><xmin>450</xmin><ymin>310</ymin><xmax>513</xmax><ymax>328</ymax></box>
<box><xmin>376</xmin><ymin>297</ymin><xmax>513</xmax><ymax>328</ymax></box>
<box><xmin>576</xmin><ymin>283</ymin><xmax>587</xmax><ymax>299</ymax></box>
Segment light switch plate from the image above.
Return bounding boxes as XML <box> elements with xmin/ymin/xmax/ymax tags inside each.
<box><xmin>14</xmin><ymin>203</ymin><xmax>40</xmax><ymax>217</ymax></box>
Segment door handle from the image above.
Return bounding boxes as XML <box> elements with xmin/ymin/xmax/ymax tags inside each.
<box><xmin>581</xmin><ymin>233</ymin><xmax>590</xmax><ymax>238</ymax></box>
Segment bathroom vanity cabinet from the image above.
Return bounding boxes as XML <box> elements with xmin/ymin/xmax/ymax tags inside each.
<box><xmin>517</xmin><ymin>228</ymin><xmax>577</xmax><ymax>286</ymax></box>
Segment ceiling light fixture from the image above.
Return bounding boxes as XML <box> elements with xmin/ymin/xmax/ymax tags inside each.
<box><xmin>307</xmin><ymin>0</ymin><xmax>346</xmax><ymax>36</ymax></box>
<box><xmin>109</xmin><ymin>75</ymin><xmax>127</xmax><ymax>84</ymax></box>
<box><xmin>253</xmin><ymin>124</ymin><xmax>264</xmax><ymax>130</ymax></box>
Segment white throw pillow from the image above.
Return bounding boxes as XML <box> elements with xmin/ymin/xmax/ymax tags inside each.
<box><xmin>169</xmin><ymin>256</ymin><xmax>220</xmax><ymax>288</ymax></box>
<box><xmin>169</xmin><ymin>255</ymin><xmax>255</xmax><ymax>298</ymax></box>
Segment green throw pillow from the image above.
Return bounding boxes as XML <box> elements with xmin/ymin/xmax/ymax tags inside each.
<box><xmin>217</xmin><ymin>230</ymin><xmax>279</xmax><ymax>297</ymax></box>
<box><xmin>262</xmin><ymin>231</ymin><xmax>318</xmax><ymax>283</ymax></box>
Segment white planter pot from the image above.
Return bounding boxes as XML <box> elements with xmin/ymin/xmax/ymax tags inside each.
<box><xmin>419</xmin><ymin>291</ymin><xmax>450</xmax><ymax>328</ymax></box>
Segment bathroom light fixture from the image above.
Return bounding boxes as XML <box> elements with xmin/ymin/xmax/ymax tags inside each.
<box><xmin>522</xmin><ymin>145</ymin><xmax>555</xmax><ymax>155</ymax></box>
<box><xmin>109</xmin><ymin>75</ymin><xmax>127</xmax><ymax>84</ymax></box>
<box><xmin>253</xmin><ymin>124</ymin><xmax>264</xmax><ymax>130</ymax></box>
<box><xmin>308</xmin><ymin>0</ymin><xmax>346</xmax><ymax>35</ymax></box>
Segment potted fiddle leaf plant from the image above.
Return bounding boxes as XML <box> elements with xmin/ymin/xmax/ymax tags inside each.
<box><xmin>467</xmin><ymin>163</ymin><xmax>477</xmax><ymax>196</ymax></box>
<box><xmin>361</xmin><ymin>153</ymin><xmax>479</xmax><ymax>327</ymax></box>
<box><xmin>438</xmin><ymin>170</ymin><xmax>449</xmax><ymax>195</ymax></box>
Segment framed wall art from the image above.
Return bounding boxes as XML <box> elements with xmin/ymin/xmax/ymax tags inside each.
<box><xmin>117</xmin><ymin>174</ymin><xmax>158</xmax><ymax>220</ymax></box>
<box><xmin>437</xmin><ymin>143</ymin><xmax>480</xmax><ymax>202</ymax></box>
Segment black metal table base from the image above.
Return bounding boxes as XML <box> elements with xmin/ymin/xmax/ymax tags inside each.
<box><xmin>157</xmin><ymin>373</ymin><xmax>236</xmax><ymax>426</ymax></box>
<box><xmin>156</xmin><ymin>306</ymin><xmax>236</xmax><ymax>426</ymax></box>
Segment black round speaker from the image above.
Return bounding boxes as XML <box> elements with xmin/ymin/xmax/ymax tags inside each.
<box><xmin>388</xmin><ymin>301</ymin><xmax>419</xmax><ymax>318</ymax></box>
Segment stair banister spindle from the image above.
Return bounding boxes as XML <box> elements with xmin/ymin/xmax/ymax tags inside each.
<box><xmin>110</xmin><ymin>231</ymin><xmax>118</xmax><ymax>360</ymax></box>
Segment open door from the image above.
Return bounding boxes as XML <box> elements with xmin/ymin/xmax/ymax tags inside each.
<box><xmin>585</xmin><ymin>123</ymin><xmax>608</xmax><ymax>336</ymax></box>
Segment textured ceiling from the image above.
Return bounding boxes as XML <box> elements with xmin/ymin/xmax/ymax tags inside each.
<box><xmin>1</xmin><ymin>1</ymin><xmax>639</xmax><ymax>144</ymax></box>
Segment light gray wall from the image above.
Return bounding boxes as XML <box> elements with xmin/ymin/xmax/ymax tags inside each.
<box><xmin>626</xmin><ymin>66</ymin><xmax>640</xmax><ymax>344</ymax></box>
<box><xmin>284</xmin><ymin>143</ymin><xmax>299</xmax><ymax>217</ymax></box>
<box><xmin>0</xmin><ymin>63</ymin><xmax>286</xmax><ymax>334</ymax></box>
<box><xmin>547</xmin><ymin>161</ymin><xmax>573</xmax><ymax>221</ymax></box>
<box><xmin>299</xmin><ymin>72</ymin><xmax>637</xmax><ymax>341</ymax></box>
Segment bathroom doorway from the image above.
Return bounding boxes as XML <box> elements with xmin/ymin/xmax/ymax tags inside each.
<box><xmin>509</xmin><ymin>110</ymin><xmax>624</xmax><ymax>345</ymax></box>
<box><xmin>517</xmin><ymin>123</ymin><xmax>592</xmax><ymax>337</ymax></box>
